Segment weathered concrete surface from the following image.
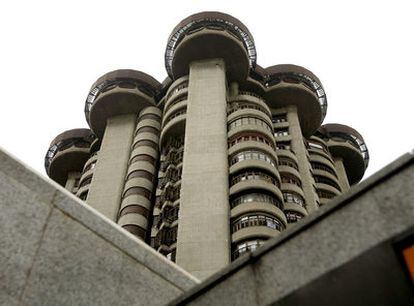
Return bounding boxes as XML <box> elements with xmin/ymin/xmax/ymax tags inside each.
<box><xmin>171</xmin><ymin>153</ymin><xmax>414</xmax><ymax>306</ymax></box>
<box><xmin>87</xmin><ymin>114</ymin><xmax>136</xmax><ymax>221</ymax></box>
<box><xmin>0</xmin><ymin>147</ymin><xmax>198</xmax><ymax>306</ymax></box>
<box><xmin>176</xmin><ymin>59</ymin><xmax>230</xmax><ymax>280</ymax></box>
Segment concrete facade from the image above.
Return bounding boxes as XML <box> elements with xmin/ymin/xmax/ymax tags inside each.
<box><xmin>176</xmin><ymin>59</ymin><xmax>230</xmax><ymax>279</ymax></box>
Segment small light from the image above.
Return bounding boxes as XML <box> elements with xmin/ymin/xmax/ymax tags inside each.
<box><xmin>402</xmin><ymin>245</ymin><xmax>414</xmax><ymax>282</ymax></box>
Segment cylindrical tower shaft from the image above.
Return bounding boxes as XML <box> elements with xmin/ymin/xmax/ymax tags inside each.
<box><xmin>176</xmin><ymin>59</ymin><xmax>230</xmax><ymax>280</ymax></box>
<box><xmin>286</xmin><ymin>106</ymin><xmax>319</xmax><ymax>213</ymax></box>
<box><xmin>87</xmin><ymin>114</ymin><xmax>136</xmax><ymax>221</ymax></box>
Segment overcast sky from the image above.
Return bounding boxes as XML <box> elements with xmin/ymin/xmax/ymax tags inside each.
<box><xmin>1</xmin><ymin>0</ymin><xmax>413</xmax><ymax>180</ymax></box>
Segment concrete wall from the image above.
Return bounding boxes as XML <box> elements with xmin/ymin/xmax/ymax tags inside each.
<box><xmin>0</xmin><ymin>147</ymin><xmax>198</xmax><ymax>306</ymax></box>
<box><xmin>176</xmin><ymin>59</ymin><xmax>230</xmax><ymax>280</ymax></box>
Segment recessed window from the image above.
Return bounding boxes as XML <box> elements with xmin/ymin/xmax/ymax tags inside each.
<box><xmin>272</xmin><ymin>113</ymin><xmax>287</xmax><ymax>123</ymax></box>
<box><xmin>274</xmin><ymin>128</ymin><xmax>289</xmax><ymax>137</ymax></box>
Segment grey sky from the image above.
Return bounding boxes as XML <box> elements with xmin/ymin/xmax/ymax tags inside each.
<box><xmin>1</xmin><ymin>0</ymin><xmax>413</xmax><ymax>179</ymax></box>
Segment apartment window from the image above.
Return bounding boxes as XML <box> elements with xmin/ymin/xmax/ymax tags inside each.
<box><xmin>317</xmin><ymin>189</ymin><xmax>336</xmax><ymax>199</ymax></box>
<box><xmin>285</xmin><ymin>210</ymin><xmax>304</xmax><ymax>223</ymax></box>
<box><xmin>278</xmin><ymin>157</ymin><xmax>299</xmax><ymax>170</ymax></box>
<box><xmin>232</xmin><ymin>239</ymin><xmax>266</xmax><ymax>260</ymax></box>
<box><xmin>230</xmin><ymin>170</ymin><xmax>279</xmax><ymax>187</ymax></box>
<box><xmin>230</xmin><ymin>193</ymin><xmax>283</xmax><ymax>210</ymax></box>
<box><xmin>228</xmin><ymin>116</ymin><xmax>272</xmax><ymax>132</ymax></box>
<box><xmin>283</xmin><ymin>192</ymin><xmax>305</xmax><ymax>207</ymax></box>
<box><xmin>276</xmin><ymin>141</ymin><xmax>292</xmax><ymax>151</ymax></box>
<box><xmin>272</xmin><ymin>113</ymin><xmax>287</xmax><ymax>123</ymax></box>
<box><xmin>310</xmin><ymin>162</ymin><xmax>337</xmax><ymax>177</ymax></box>
<box><xmin>232</xmin><ymin>214</ymin><xmax>285</xmax><ymax>233</ymax></box>
<box><xmin>314</xmin><ymin>175</ymin><xmax>341</xmax><ymax>191</ymax></box>
<box><xmin>274</xmin><ymin>128</ymin><xmax>289</xmax><ymax>137</ymax></box>
<box><xmin>230</xmin><ymin>150</ymin><xmax>276</xmax><ymax>167</ymax></box>
<box><xmin>281</xmin><ymin>173</ymin><xmax>302</xmax><ymax>187</ymax></box>
<box><xmin>228</xmin><ymin>133</ymin><xmax>274</xmax><ymax>149</ymax></box>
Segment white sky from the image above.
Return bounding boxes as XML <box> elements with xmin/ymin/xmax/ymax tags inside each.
<box><xmin>1</xmin><ymin>0</ymin><xmax>413</xmax><ymax>180</ymax></box>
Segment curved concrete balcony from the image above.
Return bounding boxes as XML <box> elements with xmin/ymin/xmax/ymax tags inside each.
<box><xmin>85</xmin><ymin>70</ymin><xmax>160</xmax><ymax>137</ymax></box>
<box><xmin>320</xmin><ymin>123</ymin><xmax>369</xmax><ymax>184</ymax></box>
<box><xmin>127</xmin><ymin>161</ymin><xmax>156</xmax><ymax>178</ymax></box>
<box><xmin>229</xmin><ymin>159</ymin><xmax>280</xmax><ymax>182</ymax></box>
<box><xmin>228</xmin><ymin>141</ymin><xmax>278</xmax><ymax>162</ymax></box>
<box><xmin>309</xmin><ymin>152</ymin><xmax>335</xmax><ymax>169</ymax></box>
<box><xmin>265</xmin><ymin>64</ymin><xmax>327</xmax><ymax>137</ymax></box>
<box><xmin>280</xmin><ymin>183</ymin><xmax>306</xmax><ymax>199</ymax></box>
<box><xmin>232</xmin><ymin>226</ymin><xmax>281</xmax><ymax>244</ymax></box>
<box><xmin>228</xmin><ymin>92</ymin><xmax>270</xmax><ymax>117</ymax></box>
<box><xmin>135</xmin><ymin>118</ymin><xmax>161</xmax><ymax>134</ymax></box>
<box><xmin>162</xmin><ymin>100</ymin><xmax>188</xmax><ymax>127</ymax></box>
<box><xmin>228</xmin><ymin>124</ymin><xmax>274</xmax><ymax>145</ymax></box>
<box><xmin>278</xmin><ymin>165</ymin><xmax>301</xmax><ymax>180</ymax></box>
<box><xmin>130</xmin><ymin>146</ymin><xmax>159</xmax><ymax>161</ymax></box>
<box><xmin>230</xmin><ymin>201</ymin><xmax>287</xmax><ymax>226</ymax></box>
<box><xmin>308</xmin><ymin>148</ymin><xmax>335</xmax><ymax>164</ymax></box>
<box><xmin>120</xmin><ymin>194</ymin><xmax>152</xmax><ymax>212</ymax></box>
<box><xmin>237</xmin><ymin>66</ymin><xmax>267</xmax><ymax>96</ymax></box>
<box><xmin>79</xmin><ymin>168</ymin><xmax>94</xmax><ymax>186</ymax></box>
<box><xmin>284</xmin><ymin>202</ymin><xmax>308</xmax><ymax>216</ymax></box>
<box><xmin>132</xmin><ymin>132</ymin><xmax>160</xmax><ymax>149</ymax></box>
<box><xmin>227</xmin><ymin>108</ymin><xmax>272</xmax><ymax>128</ymax></box>
<box><xmin>229</xmin><ymin>179</ymin><xmax>283</xmax><ymax>202</ymax></box>
<box><xmin>165</xmin><ymin>11</ymin><xmax>256</xmax><ymax>81</ymax></box>
<box><xmin>315</xmin><ymin>182</ymin><xmax>342</xmax><ymax>196</ymax></box>
<box><xmin>82</xmin><ymin>153</ymin><xmax>98</xmax><ymax>171</ymax></box>
<box><xmin>327</xmin><ymin>140</ymin><xmax>365</xmax><ymax>185</ymax></box>
<box><xmin>276</xmin><ymin>149</ymin><xmax>299</xmax><ymax>165</ymax></box>
<box><xmin>45</xmin><ymin>128</ymin><xmax>95</xmax><ymax>186</ymax></box>
<box><xmin>312</xmin><ymin>169</ymin><xmax>340</xmax><ymax>184</ymax></box>
<box><xmin>75</xmin><ymin>185</ymin><xmax>90</xmax><ymax>199</ymax></box>
<box><xmin>124</xmin><ymin>177</ymin><xmax>154</xmax><ymax>194</ymax></box>
<box><xmin>118</xmin><ymin>214</ymin><xmax>148</xmax><ymax>233</ymax></box>
<box><xmin>160</xmin><ymin>114</ymin><xmax>187</xmax><ymax>146</ymax></box>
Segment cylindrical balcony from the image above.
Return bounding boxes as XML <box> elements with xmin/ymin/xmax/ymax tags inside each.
<box><xmin>265</xmin><ymin>64</ymin><xmax>327</xmax><ymax>137</ymax></box>
<box><xmin>85</xmin><ymin>69</ymin><xmax>160</xmax><ymax>137</ymax></box>
<box><xmin>45</xmin><ymin>128</ymin><xmax>96</xmax><ymax>186</ymax></box>
<box><xmin>165</xmin><ymin>11</ymin><xmax>256</xmax><ymax>81</ymax></box>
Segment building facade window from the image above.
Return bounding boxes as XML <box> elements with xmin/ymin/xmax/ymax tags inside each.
<box><xmin>228</xmin><ymin>116</ymin><xmax>272</xmax><ymax>132</ymax></box>
<box><xmin>274</xmin><ymin>128</ymin><xmax>289</xmax><ymax>137</ymax></box>
<box><xmin>230</xmin><ymin>170</ymin><xmax>280</xmax><ymax>187</ymax></box>
<box><xmin>278</xmin><ymin>157</ymin><xmax>299</xmax><ymax>170</ymax></box>
<box><xmin>272</xmin><ymin>113</ymin><xmax>287</xmax><ymax>123</ymax></box>
<box><xmin>228</xmin><ymin>132</ymin><xmax>274</xmax><ymax>149</ymax></box>
<box><xmin>314</xmin><ymin>175</ymin><xmax>341</xmax><ymax>191</ymax></box>
<box><xmin>232</xmin><ymin>214</ymin><xmax>285</xmax><ymax>233</ymax></box>
<box><xmin>230</xmin><ymin>193</ymin><xmax>283</xmax><ymax>210</ymax></box>
<box><xmin>230</xmin><ymin>150</ymin><xmax>276</xmax><ymax>167</ymax></box>
<box><xmin>283</xmin><ymin>192</ymin><xmax>305</xmax><ymax>207</ymax></box>
<box><xmin>285</xmin><ymin>210</ymin><xmax>304</xmax><ymax>223</ymax></box>
<box><xmin>232</xmin><ymin>239</ymin><xmax>266</xmax><ymax>260</ymax></box>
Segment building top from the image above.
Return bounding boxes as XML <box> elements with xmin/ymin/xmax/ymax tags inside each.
<box><xmin>165</xmin><ymin>11</ymin><xmax>256</xmax><ymax>81</ymax></box>
<box><xmin>85</xmin><ymin>69</ymin><xmax>161</xmax><ymax>136</ymax></box>
<box><xmin>45</xmin><ymin>128</ymin><xmax>95</xmax><ymax>184</ymax></box>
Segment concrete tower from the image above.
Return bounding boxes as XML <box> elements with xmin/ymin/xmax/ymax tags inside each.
<box><xmin>45</xmin><ymin>11</ymin><xmax>369</xmax><ymax>280</ymax></box>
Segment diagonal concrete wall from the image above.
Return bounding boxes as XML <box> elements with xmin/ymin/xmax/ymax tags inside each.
<box><xmin>171</xmin><ymin>153</ymin><xmax>414</xmax><ymax>306</ymax></box>
<box><xmin>0</xmin><ymin>147</ymin><xmax>198</xmax><ymax>306</ymax></box>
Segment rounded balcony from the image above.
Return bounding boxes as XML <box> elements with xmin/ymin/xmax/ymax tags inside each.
<box><xmin>320</xmin><ymin>124</ymin><xmax>369</xmax><ymax>184</ymax></box>
<box><xmin>85</xmin><ymin>69</ymin><xmax>160</xmax><ymax>137</ymax></box>
<box><xmin>165</xmin><ymin>11</ymin><xmax>256</xmax><ymax>81</ymax></box>
<box><xmin>231</xmin><ymin>213</ymin><xmax>285</xmax><ymax>244</ymax></box>
<box><xmin>45</xmin><ymin>128</ymin><xmax>95</xmax><ymax>185</ymax></box>
<box><xmin>237</xmin><ymin>65</ymin><xmax>267</xmax><ymax>96</ymax></box>
<box><xmin>265</xmin><ymin>64</ymin><xmax>327</xmax><ymax>137</ymax></box>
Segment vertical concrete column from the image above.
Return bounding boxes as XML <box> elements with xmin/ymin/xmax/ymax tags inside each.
<box><xmin>87</xmin><ymin>114</ymin><xmax>136</xmax><ymax>221</ymax></box>
<box><xmin>287</xmin><ymin>106</ymin><xmax>319</xmax><ymax>212</ymax></box>
<box><xmin>64</xmin><ymin>171</ymin><xmax>80</xmax><ymax>192</ymax></box>
<box><xmin>176</xmin><ymin>59</ymin><xmax>230</xmax><ymax>280</ymax></box>
<box><xmin>334</xmin><ymin>157</ymin><xmax>350</xmax><ymax>192</ymax></box>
